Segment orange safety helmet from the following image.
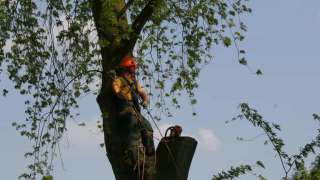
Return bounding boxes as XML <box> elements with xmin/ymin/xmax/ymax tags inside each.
<box><xmin>120</xmin><ymin>56</ymin><xmax>138</xmax><ymax>69</ymax></box>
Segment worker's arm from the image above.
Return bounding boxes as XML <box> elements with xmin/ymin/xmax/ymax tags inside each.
<box><xmin>136</xmin><ymin>81</ymin><xmax>149</xmax><ymax>107</ymax></box>
<box><xmin>112</xmin><ymin>78</ymin><xmax>126</xmax><ymax>99</ymax></box>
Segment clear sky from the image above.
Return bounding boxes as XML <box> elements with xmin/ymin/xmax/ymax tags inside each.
<box><xmin>1</xmin><ymin>0</ymin><xmax>320</xmax><ymax>179</ymax></box>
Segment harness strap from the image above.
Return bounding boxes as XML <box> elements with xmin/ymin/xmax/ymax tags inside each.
<box><xmin>121</xmin><ymin>76</ymin><xmax>141</xmax><ymax>112</ymax></box>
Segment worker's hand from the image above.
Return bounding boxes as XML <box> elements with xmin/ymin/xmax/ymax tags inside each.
<box><xmin>142</xmin><ymin>100</ymin><xmax>149</xmax><ymax>108</ymax></box>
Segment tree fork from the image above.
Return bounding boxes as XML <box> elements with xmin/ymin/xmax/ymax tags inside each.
<box><xmin>90</xmin><ymin>0</ymin><xmax>163</xmax><ymax>179</ymax></box>
<box><xmin>91</xmin><ymin>1</ymin><xmax>131</xmax><ymax>179</ymax></box>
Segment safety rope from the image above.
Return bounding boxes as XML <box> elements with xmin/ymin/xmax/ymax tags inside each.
<box><xmin>129</xmin><ymin>110</ymin><xmax>149</xmax><ymax>180</ymax></box>
<box><xmin>108</xmin><ymin>70</ymin><xmax>184</xmax><ymax>180</ymax></box>
<box><xmin>144</xmin><ymin>107</ymin><xmax>185</xmax><ymax>180</ymax></box>
<box><xmin>123</xmin><ymin>80</ymin><xmax>185</xmax><ymax>180</ymax></box>
<box><xmin>137</xmin><ymin>145</ymin><xmax>141</xmax><ymax>180</ymax></box>
<box><xmin>142</xmin><ymin>147</ymin><xmax>146</xmax><ymax>180</ymax></box>
<box><xmin>128</xmin><ymin>82</ymin><xmax>184</xmax><ymax>180</ymax></box>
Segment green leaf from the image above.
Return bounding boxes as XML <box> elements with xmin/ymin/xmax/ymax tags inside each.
<box><xmin>2</xmin><ymin>89</ymin><xmax>8</xmax><ymax>96</ymax></box>
<box><xmin>239</xmin><ymin>58</ymin><xmax>247</xmax><ymax>65</ymax></box>
<box><xmin>191</xmin><ymin>99</ymin><xmax>197</xmax><ymax>105</ymax></box>
<box><xmin>256</xmin><ymin>69</ymin><xmax>263</xmax><ymax>75</ymax></box>
<box><xmin>258</xmin><ymin>175</ymin><xmax>267</xmax><ymax>180</ymax></box>
<box><xmin>272</xmin><ymin>123</ymin><xmax>281</xmax><ymax>131</ymax></box>
<box><xmin>78</xmin><ymin>122</ymin><xmax>86</xmax><ymax>127</ymax></box>
<box><xmin>12</xmin><ymin>122</ymin><xmax>17</xmax><ymax>127</ymax></box>
<box><xmin>256</xmin><ymin>161</ymin><xmax>265</xmax><ymax>169</ymax></box>
<box><xmin>213</xmin><ymin>164</ymin><xmax>252</xmax><ymax>180</ymax></box>
<box><xmin>223</xmin><ymin>37</ymin><xmax>232</xmax><ymax>47</ymax></box>
<box><xmin>42</xmin><ymin>175</ymin><xmax>53</xmax><ymax>180</ymax></box>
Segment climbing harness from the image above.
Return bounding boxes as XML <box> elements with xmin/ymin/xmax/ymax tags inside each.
<box><xmin>108</xmin><ymin>69</ymin><xmax>196</xmax><ymax>180</ymax></box>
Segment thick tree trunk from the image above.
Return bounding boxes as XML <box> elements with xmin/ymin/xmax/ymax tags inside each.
<box><xmin>90</xmin><ymin>1</ymin><xmax>156</xmax><ymax>179</ymax></box>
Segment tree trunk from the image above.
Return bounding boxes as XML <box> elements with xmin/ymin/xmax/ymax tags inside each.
<box><xmin>90</xmin><ymin>1</ymin><xmax>156</xmax><ymax>179</ymax></box>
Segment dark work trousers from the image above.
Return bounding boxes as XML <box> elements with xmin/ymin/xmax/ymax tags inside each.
<box><xmin>112</xmin><ymin>105</ymin><xmax>156</xmax><ymax>180</ymax></box>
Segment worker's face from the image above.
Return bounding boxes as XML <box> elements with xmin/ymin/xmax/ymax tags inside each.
<box><xmin>127</xmin><ymin>66</ymin><xmax>136</xmax><ymax>74</ymax></box>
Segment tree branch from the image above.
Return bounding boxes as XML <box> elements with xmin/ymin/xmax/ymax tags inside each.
<box><xmin>132</xmin><ymin>0</ymin><xmax>158</xmax><ymax>33</ymax></box>
<box><xmin>125</xmin><ymin>0</ymin><xmax>163</xmax><ymax>52</ymax></box>
<box><xmin>118</xmin><ymin>0</ymin><xmax>135</xmax><ymax>19</ymax></box>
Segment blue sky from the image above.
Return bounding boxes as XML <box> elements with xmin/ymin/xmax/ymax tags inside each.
<box><xmin>1</xmin><ymin>0</ymin><xmax>320</xmax><ymax>179</ymax></box>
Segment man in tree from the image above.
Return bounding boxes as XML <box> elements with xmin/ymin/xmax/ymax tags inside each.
<box><xmin>110</xmin><ymin>55</ymin><xmax>156</xmax><ymax>180</ymax></box>
<box><xmin>0</xmin><ymin>0</ymin><xmax>253</xmax><ymax>179</ymax></box>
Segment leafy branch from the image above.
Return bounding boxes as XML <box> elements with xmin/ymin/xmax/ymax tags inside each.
<box><xmin>234</xmin><ymin>103</ymin><xmax>320</xmax><ymax>179</ymax></box>
<box><xmin>213</xmin><ymin>161</ymin><xmax>266</xmax><ymax>180</ymax></box>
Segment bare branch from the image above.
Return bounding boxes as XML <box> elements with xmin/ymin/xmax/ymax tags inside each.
<box><xmin>126</xmin><ymin>0</ymin><xmax>163</xmax><ymax>52</ymax></box>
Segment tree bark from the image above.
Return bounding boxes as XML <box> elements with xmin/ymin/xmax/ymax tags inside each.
<box><xmin>90</xmin><ymin>0</ymin><xmax>162</xmax><ymax>179</ymax></box>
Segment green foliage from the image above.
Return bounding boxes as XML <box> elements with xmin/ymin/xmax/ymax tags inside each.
<box><xmin>1</xmin><ymin>0</ymin><xmax>100</xmax><ymax>178</ymax></box>
<box><xmin>42</xmin><ymin>175</ymin><xmax>53</xmax><ymax>180</ymax></box>
<box><xmin>212</xmin><ymin>164</ymin><xmax>252</xmax><ymax>180</ymax></box>
<box><xmin>309</xmin><ymin>156</ymin><xmax>320</xmax><ymax>179</ymax></box>
<box><xmin>256</xmin><ymin>161</ymin><xmax>265</xmax><ymax>169</ymax></box>
<box><xmin>0</xmin><ymin>0</ymin><xmax>10</xmax><ymax>75</ymax></box>
<box><xmin>256</xmin><ymin>69</ymin><xmax>263</xmax><ymax>75</ymax></box>
<box><xmin>291</xmin><ymin>157</ymin><xmax>320</xmax><ymax>180</ymax></box>
<box><xmin>223</xmin><ymin>37</ymin><xmax>232</xmax><ymax>47</ymax></box>
<box><xmin>227</xmin><ymin>103</ymin><xmax>320</xmax><ymax>179</ymax></box>
<box><xmin>213</xmin><ymin>161</ymin><xmax>266</xmax><ymax>180</ymax></box>
<box><xmin>290</xmin><ymin>114</ymin><xmax>320</xmax><ymax>180</ymax></box>
<box><xmin>133</xmin><ymin>0</ymin><xmax>254</xmax><ymax>110</ymax></box>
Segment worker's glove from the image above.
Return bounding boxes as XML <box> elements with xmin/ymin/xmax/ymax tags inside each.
<box><xmin>141</xmin><ymin>100</ymin><xmax>149</xmax><ymax>108</ymax></box>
